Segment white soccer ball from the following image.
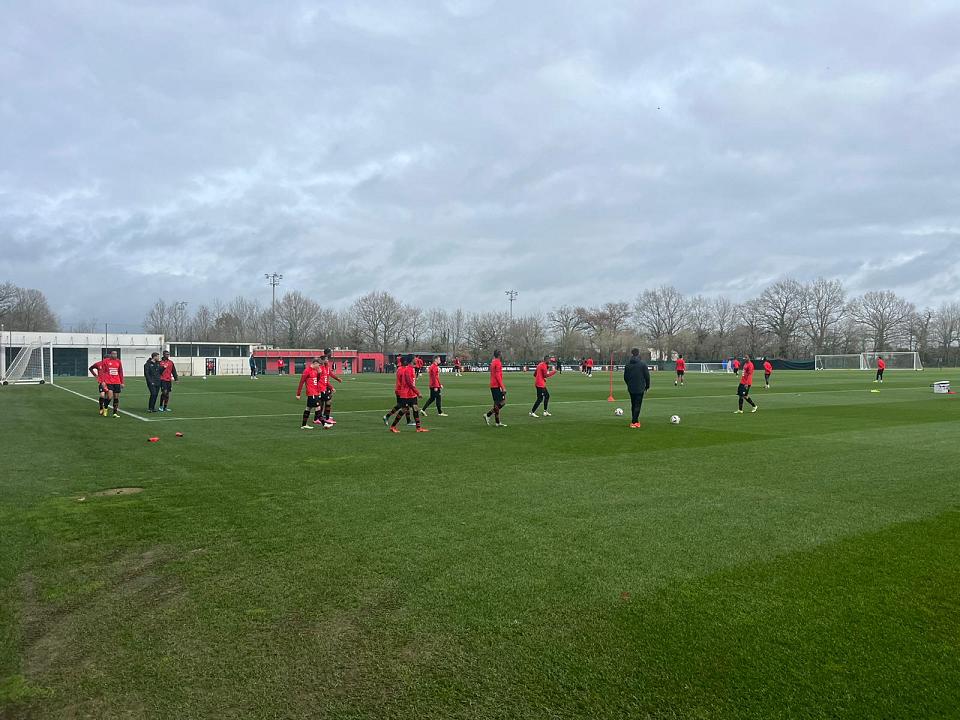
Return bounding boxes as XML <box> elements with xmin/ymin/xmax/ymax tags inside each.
<box><xmin>670</xmin><ymin>414</ymin><xmax>681</xmax><ymax>424</ymax></box>
<box><xmin>614</xmin><ymin>408</ymin><xmax>624</xmax><ymax>416</ymax></box>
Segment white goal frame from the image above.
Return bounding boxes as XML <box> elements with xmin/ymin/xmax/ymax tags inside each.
<box><xmin>1</xmin><ymin>341</ymin><xmax>50</xmax><ymax>385</ymax></box>
<box><xmin>862</xmin><ymin>351</ymin><xmax>923</xmax><ymax>371</ymax></box>
<box><xmin>815</xmin><ymin>354</ymin><xmax>866</xmax><ymax>370</ymax></box>
<box><xmin>684</xmin><ymin>362</ymin><xmax>732</xmax><ymax>373</ymax></box>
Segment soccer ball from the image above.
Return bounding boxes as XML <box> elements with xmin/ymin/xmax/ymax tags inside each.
<box><xmin>670</xmin><ymin>415</ymin><xmax>681</xmax><ymax>424</ymax></box>
<box><xmin>614</xmin><ymin>408</ymin><xmax>624</xmax><ymax>416</ymax></box>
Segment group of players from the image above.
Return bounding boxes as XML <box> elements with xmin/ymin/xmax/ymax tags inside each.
<box><xmin>87</xmin><ymin>350</ymin><xmax>178</xmax><ymax>417</ymax></box>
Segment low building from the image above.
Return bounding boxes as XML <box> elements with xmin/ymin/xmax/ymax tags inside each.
<box><xmin>1</xmin><ymin>330</ymin><xmax>165</xmax><ymax>378</ymax></box>
<box><xmin>253</xmin><ymin>348</ymin><xmax>385</xmax><ymax>375</ymax></box>
<box><xmin>166</xmin><ymin>341</ymin><xmax>258</xmax><ymax>376</ymax></box>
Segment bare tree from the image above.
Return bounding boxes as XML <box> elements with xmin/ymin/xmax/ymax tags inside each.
<box><xmin>633</xmin><ymin>286</ymin><xmax>687</xmax><ymax>360</ymax></box>
<box><xmin>711</xmin><ymin>295</ymin><xmax>735</xmax><ymax>357</ymax></box>
<box><xmin>466</xmin><ymin>311</ymin><xmax>508</xmax><ymax>358</ymax></box>
<box><xmin>735</xmin><ymin>300</ymin><xmax>767</xmax><ymax>353</ymax></box>
<box><xmin>450</xmin><ymin>308</ymin><xmax>467</xmax><ymax>357</ymax></box>
<box><xmin>276</xmin><ymin>291</ymin><xmax>321</xmax><ymax>347</ymax></box>
<box><xmin>932</xmin><ymin>302</ymin><xmax>960</xmax><ymax>366</ymax></box>
<box><xmin>351</xmin><ymin>291</ymin><xmax>405</xmax><ymax>353</ymax></box>
<box><xmin>547</xmin><ymin>305</ymin><xmax>585</xmax><ymax>360</ymax></box>
<box><xmin>402</xmin><ymin>306</ymin><xmax>427</xmax><ymax>351</ymax></box>
<box><xmin>190</xmin><ymin>304</ymin><xmax>215</xmax><ymax>340</ymax></box>
<box><xmin>908</xmin><ymin>307</ymin><xmax>933</xmax><ymax>354</ymax></box>
<box><xmin>850</xmin><ymin>290</ymin><xmax>916</xmax><ymax>350</ymax></box>
<box><xmin>425</xmin><ymin>308</ymin><xmax>451</xmax><ymax>352</ymax></box>
<box><xmin>508</xmin><ymin>313</ymin><xmax>548</xmax><ymax>361</ymax></box>
<box><xmin>0</xmin><ymin>282</ymin><xmax>18</xmax><ymax>319</ymax></box>
<box><xmin>3</xmin><ymin>287</ymin><xmax>60</xmax><ymax>331</ymax></box>
<box><xmin>801</xmin><ymin>278</ymin><xmax>847</xmax><ymax>354</ymax></box>
<box><xmin>576</xmin><ymin>302</ymin><xmax>631</xmax><ymax>360</ymax></box>
<box><xmin>143</xmin><ymin>299</ymin><xmax>169</xmax><ymax>336</ymax></box>
<box><xmin>686</xmin><ymin>295</ymin><xmax>714</xmax><ymax>358</ymax></box>
<box><xmin>756</xmin><ymin>279</ymin><xmax>804</xmax><ymax>357</ymax></box>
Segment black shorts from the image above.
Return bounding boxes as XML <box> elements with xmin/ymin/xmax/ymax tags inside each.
<box><xmin>98</xmin><ymin>383</ymin><xmax>107</xmax><ymax>393</ymax></box>
<box><xmin>321</xmin><ymin>389</ymin><xmax>332</xmax><ymax>402</ymax></box>
<box><xmin>398</xmin><ymin>397</ymin><xmax>417</xmax><ymax>408</ymax></box>
<box><xmin>737</xmin><ymin>383</ymin><xmax>751</xmax><ymax>397</ymax></box>
<box><xmin>306</xmin><ymin>395</ymin><xmax>321</xmax><ymax>408</ymax></box>
<box><xmin>160</xmin><ymin>380</ymin><xmax>173</xmax><ymax>392</ymax></box>
<box><xmin>106</xmin><ymin>383</ymin><xmax>122</xmax><ymax>394</ymax></box>
<box><xmin>491</xmin><ymin>387</ymin><xmax>506</xmax><ymax>405</ymax></box>
<box><xmin>677</xmin><ymin>370</ymin><xmax>685</xmax><ymax>376</ymax></box>
<box><xmin>764</xmin><ymin>373</ymin><xmax>771</xmax><ymax>380</ymax></box>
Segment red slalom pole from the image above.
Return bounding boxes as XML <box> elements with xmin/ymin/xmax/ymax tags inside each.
<box><xmin>607</xmin><ymin>351</ymin><xmax>615</xmax><ymax>402</ymax></box>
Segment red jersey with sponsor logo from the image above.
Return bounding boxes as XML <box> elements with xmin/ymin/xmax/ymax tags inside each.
<box><xmin>317</xmin><ymin>363</ymin><xmax>330</xmax><ymax>392</ymax></box>
<box><xmin>741</xmin><ymin>360</ymin><xmax>755</xmax><ymax>387</ymax></box>
<box><xmin>454</xmin><ymin>358</ymin><xmax>461</xmax><ymax>368</ymax></box>
<box><xmin>90</xmin><ymin>360</ymin><xmax>105</xmax><ymax>381</ymax></box>
<box><xmin>489</xmin><ymin>358</ymin><xmax>503</xmax><ymax>389</ymax></box>
<box><xmin>534</xmin><ymin>361</ymin><xmax>555</xmax><ymax>388</ymax></box>
<box><xmin>99</xmin><ymin>357</ymin><xmax>124</xmax><ymax>384</ymax></box>
<box><xmin>877</xmin><ymin>358</ymin><xmax>886</xmax><ymax>370</ymax></box>
<box><xmin>297</xmin><ymin>366</ymin><xmax>321</xmax><ymax>396</ymax></box>
<box><xmin>586</xmin><ymin>358</ymin><xmax>594</xmax><ymax>368</ymax></box>
<box><xmin>159</xmin><ymin>359</ymin><xmax>177</xmax><ymax>382</ymax></box>
<box><xmin>763</xmin><ymin>361</ymin><xmax>773</xmax><ymax>375</ymax></box>
<box><xmin>415</xmin><ymin>357</ymin><xmax>424</xmax><ymax>370</ymax></box>
<box><xmin>676</xmin><ymin>358</ymin><xmax>686</xmax><ymax>372</ymax></box>
<box><xmin>428</xmin><ymin>363</ymin><xmax>441</xmax><ymax>389</ymax></box>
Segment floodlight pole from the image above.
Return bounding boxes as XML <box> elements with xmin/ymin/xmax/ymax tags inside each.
<box><xmin>505</xmin><ymin>290</ymin><xmax>518</xmax><ymax>320</ymax></box>
<box><xmin>265</xmin><ymin>273</ymin><xmax>283</xmax><ymax>347</ymax></box>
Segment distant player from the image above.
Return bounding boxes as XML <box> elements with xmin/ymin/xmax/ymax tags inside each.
<box><xmin>388</xmin><ymin>354</ymin><xmax>427</xmax><ymax>433</ymax></box>
<box><xmin>484</xmin><ymin>349</ymin><xmax>507</xmax><ymax>427</ymax></box>
<box><xmin>453</xmin><ymin>356</ymin><xmax>462</xmax><ymax>377</ymax></box>
<box><xmin>874</xmin><ymin>356</ymin><xmax>885</xmax><ymax>383</ymax></box>
<box><xmin>295</xmin><ymin>358</ymin><xmax>323</xmax><ymax>430</ymax></box>
<box><xmin>414</xmin><ymin>355</ymin><xmax>425</xmax><ymax>378</ymax></box>
<box><xmin>585</xmin><ymin>357</ymin><xmax>594</xmax><ymax>377</ymax></box>
<box><xmin>675</xmin><ymin>354</ymin><xmax>686</xmax><ymax>386</ymax></box>
<box><xmin>421</xmin><ymin>356</ymin><xmax>447</xmax><ymax>416</ymax></box>
<box><xmin>319</xmin><ymin>349</ymin><xmax>342</xmax><ymax>426</ymax></box>
<box><xmin>249</xmin><ymin>353</ymin><xmax>257</xmax><ymax>379</ymax></box>
<box><xmin>144</xmin><ymin>352</ymin><xmax>162</xmax><ymax>412</ymax></box>
<box><xmin>97</xmin><ymin>351</ymin><xmax>124</xmax><ymax>417</ymax></box>
<box><xmin>276</xmin><ymin>358</ymin><xmax>284</xmax><ymax>375</ymax></box>
<box><xmin>529</xmin><ymin>355</ymin><xmax>557</xmax><ymax>417</ymax></box>
<box><xmin>734</xmin><ymin>353</ymin><xmax>758</xmax><ymax>414</ymax></box>
<box><xmin>763</xmin><ymin>358</ymin><xmax>773</xmax><ymax>389</ymax></box>
<box><xmin>732</xmin><ymin>357</ymin><xmax>741</xmax><ymax>376</ymax></box>
<box><xmin>158</xmin><ymin>350</ymin><xmax>179</xmax><ymax>412</ymax></box>
<box><xmin>623</xmin><ymin>348</ymin><xmax>651</xmax><ymax>428</ymax></box>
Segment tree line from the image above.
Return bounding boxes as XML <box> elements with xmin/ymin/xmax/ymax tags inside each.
<box><xmin>4</xmin><ymin>278</ymin><xmax>960</xmax><ymax>365</ymax></box>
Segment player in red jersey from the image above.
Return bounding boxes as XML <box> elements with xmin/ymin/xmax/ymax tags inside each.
<box><xmin>88</xmin><ymin>357</ymin><xmax>111</xmax><ymax>415</ymax></box>
<box><xmin>414</xmin><ymin>355</ymin><xmax>425</xmax><ymax>378</ymax></box>
<box><xmin>484</xmin><ymin>349</ymin><xmax>507</xmax><ymax>427</ymax></box>
<box><xmin>453</xmin><ymin>356</ymin><xmax>462</xmax><ymax>377</ymax></box>
<box><xmin>585</xmin><ymin>357</ymin><xmax>594</xmax><ymax>377</ymax></box>
<box><xmin>732</xmin><ymin>357</ymin><xmax>741</xmax><ymax>376</ymax></box>
<box><xmin>529</xmin><ymin>354</ymin><xmax>557</xmax><ymax>417</ymax></box>
<box><xmin>387</xmin><ymin>354</ymin><xmax>427</xmax><ymax>433</ymax></box>
<box><xmin>675</xmin><ymin>355</ymin><xmax>686</xmax><ymax>386</ymax></box>
<box><xmin>421</xmin><ymin>356</ymin><xmax>447</xmax><ymax>416</ymax></box>
<box><xmin>734</xmin><ymin>353</ymin><xmax>758</xmax><ymax>414</ymax></box>
<box><xmin>96</xmin><ymin>351</ymin><xmax>124</xmax><ymax>417</ymax></box>
<box><xmin>295</xmin><ymin>358</ymin><xmax>323</xmax><ymax>430</ymax></box>
<box><xmin>158</xmin><ymin>350</ymin><xmax>179</xmax><ymax>412</ymax></box>
<box><xmin>763</xmin><ymin>359</ymin><xmax>773</xmax><ymax>389</ymax></box>
<box><xmin>318</xmin><ymin>349</ymin><xmax>342</xmax><ymax>426</ymax></box>
<box><xmin>874</xmin><ymin>356</ymin><xmax>885</xmax><ymax>383</ymax></box>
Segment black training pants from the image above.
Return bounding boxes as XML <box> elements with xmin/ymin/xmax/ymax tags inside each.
<box><xmin>630</xmin><ymin>392</ymin><xmax>644</xmax><ymax>423</ymax></box>
<box><xmin>147</xmin><ymin>382</ymin><xmax>160</xmax><ymax>411</ymax></box>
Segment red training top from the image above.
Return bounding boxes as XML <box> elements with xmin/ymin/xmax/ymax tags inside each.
<box><xmin>415</xmin><ymin>356</ymin><xmax>424</xmax><ymax>369</ymax></box>
<box><xmin>676</xmin><ymin>358</ymin><xmax>686</xmax><ymax>372</ymax></box>
<box><xmin>398</xmin><ymin>364</ymin><xmax>419</xmax><ymax>399</ymax></box>
<box><xmin>741</xmin><ymin>360</ymin><xmax>755</xmax><ymax>386</ymax></box>
<box><xmin>586</xmin><ymin>358</ymin><xmax>594</xmax><ymax>367</ymax></box>
<box><xmin>489</xmin><ymin>358</ymin><xmax>504</xmax><ymax>389</ymax></box>
<box><xmin>159</xmin><ymin>359</ymin><xmax>178</xmax><ymax>382</ymax></box>
<box><xmin>453</xmin><ymin>357</ymin><xmax>461</xmax><ymax>367</ymax></box>
<box><xmin>877</xmin><ymin>358</ymin><xmax>886</xmax><ymax>370</ymax></box>
<box><xmin>534</xmin><ymin>361</ymin><xmax>556</xmax><ymax>388</ymax></box>
<box><xmin>89</xmin><ymin>360</ymin><xmax>104</xmax><ymax>381</ymax></box>
<box><xmin>99</xmin><ymin>358</ymin><xmax>124</xmax><ymax>385</ymax></box>
<box><xmin>428</xmin><ymin>363</ymin><xmax>441</xmax><ymax>389</ymax></box>
<box><xmin>763</xmin><ymin>361</ymin><xmax>773</xmax><ymax>374</ymax></box>
<box><xmin>733</xmin><ymin>359</ymin><xmax>741</xmax><ymax>370</ymax></box>
<box><xmin>297</xmin><ymin>366</ymin><xmax>321</xmax><ymax>396</ymax></box>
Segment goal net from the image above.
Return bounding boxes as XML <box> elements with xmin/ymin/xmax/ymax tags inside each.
<box><xmin>2</xmin><ymin>342</ymin><xmax>46</xmax><ymax>384</ymax></box>
<box><xmin>815</xmin><ymin>354</ymin><xmax>865</xmax><ymax>370</ymax></box>
<box><xmin>862</xmin><ymin>351</ymin><xmax>923</xmax><ymax>371</ymax></box>
<box><xmin>684</xmin><ymin>362</ymin><xmax>730</xmax><ymax>373</ymax></box>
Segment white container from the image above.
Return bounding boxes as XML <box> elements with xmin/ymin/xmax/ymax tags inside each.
<box><xmin>933</xmin><ymin>381</ymin><xmax>950</xmax><ymax>394</ymax></box>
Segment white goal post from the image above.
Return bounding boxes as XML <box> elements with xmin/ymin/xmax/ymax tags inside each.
<box><xmin>862</xmin><ymin>351</ymin><xmax>923</xmax><ymax>371</ymax></box>
<box><xmin>815</xmin><ymin>354</ymin><xmax>865</xmax><ymax>370</ymax></box>
<box><xmin>683</xmin><ymin>362</ymin><xmax>732</xmax><ymax>373</ymax></box>
<box><xmin>0</xmin><ymin>341</ymin><xmax>48</xmax><ymax>385</ymax></box>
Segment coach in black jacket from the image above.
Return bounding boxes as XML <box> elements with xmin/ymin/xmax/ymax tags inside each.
<box><xmin>623</xmin><ymin>348</ymin><xmax>651</xmax><ymax>427</ymax></box>
<box><xmin>144</xmin><ymin>352</ymin><xmax>162</xmax><ymax>412</ymax></box>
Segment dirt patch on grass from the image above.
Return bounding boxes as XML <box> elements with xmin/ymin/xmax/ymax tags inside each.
<box><xmin>91</xmin><ymin>487</ymin><xmax>144</xmax><ymax>497</ymax></box>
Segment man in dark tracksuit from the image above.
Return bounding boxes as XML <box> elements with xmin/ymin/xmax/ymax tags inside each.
<box><xmin>144</xmin><ymin>352</ymin><xmax>163</xmax><ymax>412</ymax></box>
<box><xmin>623</xmin><ymin>348</ymin><xmax>651</xmax><ymax>428</ymax></box>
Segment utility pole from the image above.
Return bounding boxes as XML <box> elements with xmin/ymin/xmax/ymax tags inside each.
<box><xmin>505</xmin><ymin>290</ymin><xmax>518</xmax><ymax>320</ymax></box>
<box><xmin>264</xmin><ymin>273</ymin><xmax>283</xmax><ymax>347</ymax></box>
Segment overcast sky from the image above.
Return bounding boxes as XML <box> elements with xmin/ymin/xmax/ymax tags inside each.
<box><xmin>2</xmin><ymin>0</ymin><xmax>959</xmax><ymax>328</ymax></box>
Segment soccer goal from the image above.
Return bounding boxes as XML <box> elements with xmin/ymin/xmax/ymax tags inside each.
<box><xmin>1</xmin><ymin>341</ymin><xmax>47</xmax><ymax>385</ymax></box>
<box><xmin>814</xmin><ymin>354</ymin><xmax>866</xmax><ymax>370</ymax></box>
<box><xmin>862</xmin><ymin>351</ymin><xmax>923</xmax><ymax>371</ymax></box>
<box><xmin>684</xmin><ymin>362</ymin><xmax>730</xmax><ymax>373</ymax></box>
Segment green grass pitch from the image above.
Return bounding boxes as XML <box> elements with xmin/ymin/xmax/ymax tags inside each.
<box><xmin>2</xmin><ymin>369</ymin><xmax>959</xmax><ymax>718</ymax></box>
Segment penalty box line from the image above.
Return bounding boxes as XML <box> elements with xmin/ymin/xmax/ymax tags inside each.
<box><xmin>54</xmin><ymin>383</ymin><xmax>151</xmax><ymax>422</ymax></box>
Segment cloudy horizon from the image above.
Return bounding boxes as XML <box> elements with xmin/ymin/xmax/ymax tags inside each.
<box><xmin>2</xmin><ymin>1</ymin><xmax>959</xmax><ymax>329</ymax></box>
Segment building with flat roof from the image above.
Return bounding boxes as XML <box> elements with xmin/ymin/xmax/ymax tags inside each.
<box><xmin>1</xmin><ymin>330</ymin><xmax>165</xmax><ymax>378</ymax></box>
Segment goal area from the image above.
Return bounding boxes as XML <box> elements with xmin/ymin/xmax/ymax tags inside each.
<box><xmin>815</xmin><ymin>352</ymin><xmax>922</xmax><ymax>371</ymax></box>
<box><xmin>1</xmin><ymin>341</ymin><xmax>48</xmax><ymax>385</ymax></box>
<box><xmin>683</xmin><ymin>362</ymin><xmax>731</xmax><ymax>373</ymax></box>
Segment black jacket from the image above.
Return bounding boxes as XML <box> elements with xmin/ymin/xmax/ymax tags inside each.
<box><xmin>144</xmin><ymin>359</ymin><xmax>162</xmax><ymax>386</ymax></box>
<box><xmin>623</xmin><ymin>356</ymin><xmax>650</xmax><ymax>394</ymax></box>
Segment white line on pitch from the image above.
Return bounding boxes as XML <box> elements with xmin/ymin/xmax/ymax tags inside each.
<box><xmin>53</xmin><ymin>383</ymin><xmax>151</xmax><ymax>422</ymax></box>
